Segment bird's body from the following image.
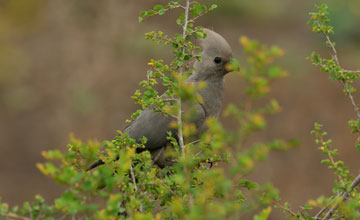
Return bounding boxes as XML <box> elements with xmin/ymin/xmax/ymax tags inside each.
<box><xmin>190</xmin><ymin>74</ymin><xmax>224</xmax><ymax>118</ymax></box>
<box><xmin>88</xmin><ymin>29</ymin><xmax>235</xmax><ymax>169</ymax></box>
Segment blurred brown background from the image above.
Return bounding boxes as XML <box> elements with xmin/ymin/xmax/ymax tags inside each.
<box><xmin>1</xmin><ymin>0</ymin><xmax>360</xmax><ymax>218</ymax></box>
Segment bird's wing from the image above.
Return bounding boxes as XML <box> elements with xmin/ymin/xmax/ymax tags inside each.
<box><xmin>124</xmin><ymin>102</ymin><xmax>206</xmax><ymax>151</ymax></box>
<box><xmin>124</xmin><ymin>109</ymin><xmax>176</xmax><ymax>150</ymax></box>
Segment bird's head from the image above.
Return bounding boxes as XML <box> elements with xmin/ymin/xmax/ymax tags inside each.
<box><xmin>193</xmin><ymin>28</ymin><xmax>238</xmax><ymax>79</ymax></box>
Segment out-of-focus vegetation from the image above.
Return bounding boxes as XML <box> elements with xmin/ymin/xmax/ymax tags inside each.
<box><xmin>0</xmin><ymin>0</ymin><xmax>360</xmax><ymax>219</ymax></box>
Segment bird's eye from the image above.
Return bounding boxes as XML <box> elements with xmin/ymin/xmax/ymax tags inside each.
<box><xmin>214</xmin><ymin>57</ymin><xmax>222</xmax><ymax>64</ymax></box>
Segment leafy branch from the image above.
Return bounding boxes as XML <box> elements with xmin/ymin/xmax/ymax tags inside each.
<box><xmin>308</xmin><ymin>4</ymin><xmax>360</xmax><ymax>120</ymax></box>
<box><xmin>306</xmin><ymin>4</ymin><xmax>360</xmax><ymax>220</ymax></box>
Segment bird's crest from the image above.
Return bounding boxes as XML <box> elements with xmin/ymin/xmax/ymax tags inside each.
<box><xmin>198</xmin><ymin>28</ymin><xmax>232</xmax><ymax>58</ymax></box>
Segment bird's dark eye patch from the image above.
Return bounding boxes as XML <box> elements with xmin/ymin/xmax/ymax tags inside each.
<box><xmin>214</xmin><ymin>57</ymin><xmax>222</xmax><ymax>64</ymax></box>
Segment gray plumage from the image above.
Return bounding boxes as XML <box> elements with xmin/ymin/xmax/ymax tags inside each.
<box><xmin>88</xmin><ymin>29</ymin><xmax>234</xmax><ymax>170</ymax></box>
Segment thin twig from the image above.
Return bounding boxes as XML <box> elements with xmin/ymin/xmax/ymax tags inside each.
<box><xmin>313</xmin><ymin>28</ymin><xmax>360</xmax><ymax>219</ymax></box>
<box><xmin>177</xmin><ymin>0</ymin><xmax>194</xmax><ymax>208</ymax></box>
<box><xmin>162</xmin><ymin>98</ymin><xmax>177</xmax><ymax>102</ymax></box>
<box><xmin>321</xmin><ymin>32</ymin><xmax>360</xmax><ymax>120</ymax></box>
<box><xmin>343</xmin><ymin>70</ymin><xmax>360</xmax><ymax>74</ymax></box>
<box><xmin>323</xmin><ymin>33</ymin><xmax>339</xmax><ymax>65</ymax></box>
<box><xmin>153</xmin><ymin>146</ymin><xmax>165</xmax><ymax>162</ymax></box>
<box><xmin>350</xmin><ymin>174</ymin><xmax>360</xmax><ymax>190</ymax></box>
<box><xmin>188</xmin><ymin>9</ymin><xmax>211</xmax><ymax>24</ymax></box>
<box><xmin>318</xmin><ymin>134</ymin><xmax>346</xmax><ymax>188</ymax></box>
<box><xmin>1</xmin><ymin>213</ymin><xmax>30</xmax><ymax>220</ymax></box>
<box><xmin>153</xmin><ymin>105</ymin><xmax>178</xmax><ymax>119</ymax></box>
<box><xmin>342</xmin><ymin>80</ymin><xmax>360</xmax><ymax>119</ymax></box>
<box><xmin>58</xmin><ymin>215</ymin><xmax>68</xmax><ymax>220</ymax></box>
<box><xmin>314</xmin><ymin>195</ymin><xmax>339</xmax><ymax>219</ymax></box>
<box><xmin>130</xmin><ymin>163</ymin><xmax>143</xmax><ymax>212</ymax></box>
<box><xmin>130</xmin><ymin>164</ymin><xmax>138</xmax><ymax>192</ymax></box>
<box><xmin>146</xmin><ymin>33</ymin><xmax>179</xmax><ymax>46</ymax></box>
<box><xmin>321</xmin><ymin>174</ymin><xmax>360</xmax><ymax>220</ymax></box>
<box><xmin>188</xmin><ymin>139</ymin><xmax>200</xmax><ymax>146</ymax></box>
<box><xmin>271</xmin><ymin>201</ymin><xmax>304</xmax><ymax>219</ymax></box>
<box><xmin>141</xmin><ymin>4</ymin><xmax>181</xmax><ymax>21</ymax></box>
<box><xmin>177</xmin><ymin>0</ymin><xmax>190</xmax><ymax>156</ymax></box>
<box><xmin>194</xmin><ymin>150</ymin><xmax>203</xmax><ymax>157</ymax></box>
<box><xmin>328</xmin><ymin>217</ymin><xmax>343</xmax><ymax>220</ymax></box>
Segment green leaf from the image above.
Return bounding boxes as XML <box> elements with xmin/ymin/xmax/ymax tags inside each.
<box><xmin>210</xmin><ymin>4</ymin><xmax>218</xmax><ymax>10</ymax></box>
<box><xmin>158</xmin><ymin>9</ymin><xmax>165</xmax><ymax>15</ymax></box>
<box><xmin>238</xmin><ymin>179</ymin><xmax>258</xmax><ymax>190</ymax></box>
<box><xmin>154</xmin><ymin>4</ymin><xmax>163</xmax><ymax>11</ymax></box>
<box><xmin>268</xmin><ymin>66</ymin><xmax>281</xmax><ymax>78</ymax></box>
<box><xmin>146</xmin><ymin>10</ymin><xmax>155</xmax><ymax>16</ymax></box>
<box><xmin>254</xmin><ymin>207</ymin><xmax>272</xmax><ymax>220</ymax></box>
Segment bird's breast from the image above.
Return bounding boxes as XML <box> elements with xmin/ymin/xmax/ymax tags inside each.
<box><xmin>198</xmin><ymin>80</ymin><xmax>224</xmax><ymax>118</ymax></box>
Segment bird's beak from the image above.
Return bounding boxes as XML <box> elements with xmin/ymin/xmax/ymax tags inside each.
<box><xmin>225</xmin><ymin>58</ymin><xmax>240</xmax><ymax>73</ymax></box>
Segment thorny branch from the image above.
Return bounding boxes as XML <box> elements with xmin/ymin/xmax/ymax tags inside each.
<box><xmin>176</xmin><ymin>0</ymin><xmax>190</xmax><ymax>157</ymax></box>
<box><xmin>130</xmin><ymin>163</ymin><xmax>143</xmax><ymax>212</ymax></box>
<box><xmin>145</xmin><ymin>33</ymin><xmax>180</xmax><ymax>47</ymax></box>
<box><xmin>343</xmin><ymin>70</ymin><xmax>360</xmax><ymax>74</ymax></box>
<box><xmin>314</xmin><ymin>196</ymin><xmax>338</xmax><ymax>220</ymax></box>
<box><xmin>2</xmin><ymin>213</ymin><xmax>30</xmax><ymax>220</ymax></box>
<box><xmin>318</xmin><ymin>174</ymin><xmax>360</xmax><ymax>220</ymax></box>
<box><xmin>318</xmin><ymin>134</ymin><xmax>346</xmax><ymax>188</ymax></box>
<box><xmin>153</xmin><ymin>146</ymin><xmax>165</xmax><ymax>162</ymax></box>
<box><xmin>321</xmin><ymin>32</ymin><xmax>360</xmax><ymax>120</ymax></box>
<box><xmin>188</xmin><ymin>9</ymin><xmax>211</xmax><ymax>23</ymax></box>
<box><xmin>310</xmin><ymin>23</ymin><xmax>360</xmax><ymax>220</ymax></box>
<box><xmin>141</xmin><ymin>4</ymin><xmax>181</xmax><ymax>21</ymax></box>
<box><xmin>271</xmin><ymin>201</ymin><xmax>305</xmax><ymax>220</ymax></box>
<box><xmin>176</xmin><ymin>0</ymin><xmax>194</xmax><ymax>208</ymax></box>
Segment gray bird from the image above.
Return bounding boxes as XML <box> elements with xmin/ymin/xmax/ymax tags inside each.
<box><xmin>89</xmin><ymin>28</ymin><xmax>235</xmax><ymax>169</ymax></box>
